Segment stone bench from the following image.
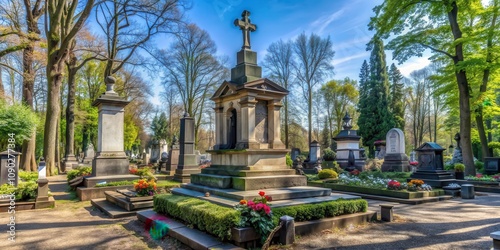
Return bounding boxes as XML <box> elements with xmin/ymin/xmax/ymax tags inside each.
<box><xmin>461</xmin><ymin>184</ymin><xmax>475</xmax><ymax>199</ymax></box>
<box><xmin>379</xmin><ymin>204</ymin><xmax>395</xmax><ymax>222</ymax></box>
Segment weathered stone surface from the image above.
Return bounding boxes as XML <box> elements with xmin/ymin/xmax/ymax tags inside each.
<box><xmin>232</xmin><ymin>175</ymin><xmax>307</xmax><ymax>190</ymax></box>
<box><xmin>461</xmin><ymin>184</ymin><xmax>475</xmax><ymax>199</ymax></box>
<box><xmin>190</xmin><ymin>174</ymin><xmax>232</xmax><ymax>188</ymax></box>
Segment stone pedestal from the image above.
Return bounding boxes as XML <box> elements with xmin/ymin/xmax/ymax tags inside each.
<box><xmin>410</xmin><ymin>142</ymin><xmax>454</xmax><ymax>186</ymax></box>
<box><xmin>333</xmin><ymin>113</ymin><xmax>365</xmax><ymax>171</ymax></box>
<box><xmin>91</xmin><ymin>77</ymin><xmax>130</xmax><ymax>177</ymax></box>
<box><xmin>174</xmin><ymin>114</ymin><xmax>201</xmax><ymax>183</ymax></box>
<box><xmin>491</xmin><ymin>231</ymin><xmax>500</xmax><ymax>250</ymax></box>
<box><xmin>380</xmin><ymin>204</ymin><xmax>394</xmax><ymax>222</ymax></box>
<box><xmin>63</xmin><ymin>155</ymin><xmax>78</xmax><ymax>172</ymax></box>
<box><xmin>461</xmin><ymin>184</ymin><xmax>475</xmax><ymax>199</ymax></box>
<box><xmin>36</xmin><ymin>178</ymin><xmax>49</xmax><ymax>202</ymax></box>
<box><xmin>279</xmin><ymin>216</ymin><xmax>295</xmax><ymax>245</ymax></box>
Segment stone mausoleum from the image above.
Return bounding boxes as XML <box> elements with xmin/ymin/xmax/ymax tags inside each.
<box><xmin>172</xmin><ymin>10</ymin><xmax>354</xmax><ymax>206</ymax></box>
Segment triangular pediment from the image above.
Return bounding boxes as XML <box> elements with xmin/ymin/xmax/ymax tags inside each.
<box><xmin>212</xmin><ymin>80</ymin><xmax>238</xmax><ymax>99</ymax></box>
<box><xmin>242</xmin><ymin>78</ymin><xmax>289</xmax><ymax>94</ymax></box>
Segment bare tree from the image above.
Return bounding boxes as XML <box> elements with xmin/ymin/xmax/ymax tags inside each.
<box><xmin>95</xmin><ymin>0</ymin><xmax>186</xmax><ymax>80</ymax></box>
<box><xmin>263</xmin><ymin>39</ymin><xmax>294</xmax><ymax>148</ymax></box>
<box><xmin>293</xmin><ymin>32</ymin><xmax>334</xmax><ymax>145</ymax></box>
<box><xmin>44</xmin><ymin>0</ymin><xmax>95</xmax><ymax>175</ymax></box>
<box><xmin>156</xmin><ymin>24</ymin><xmax>228</xmax><ymax>145</ymax></box>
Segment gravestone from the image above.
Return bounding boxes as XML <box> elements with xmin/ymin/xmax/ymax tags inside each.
<box><xmin>484</xmin><ymin>157</ymin><xmax>500</xmax><ymax>175</ymax></box>
<box><xmin>304</xmin><ymin>141</ymin><xmax>320</xmax><ymax>169</ymax></box>
<box><xmin>381</xmin><ymin>128</ymin><xmax>410</xmax><ymax>172</ymax></box>
<box><xmin>165</xmin><ymin>136</ymin><xmax>179</xmax><ymax>175</ymax></box>
<box><xmin>149</xmin><ymin>140</ymin><xmax>160</xmax><ymax>164</ymax></box>
<box><xmin>0</xmin><ymin>150</ymin><xmax>20</xmax><ymax>186</ymax></box>
<box><xmin>83</xmin><ymin>143</ymin><xmax>95</xmax><ymax>164</ymax></box>
<box><xmin>141</xmin><ymin>149</ymin><xmax>150</xmax><ymax>166</ymax></box>
<box><xmin>449</xmin><ymin>133</ymin><xmax>463</xmax><ymax>165</ymax></box>
<box><xmin>290</xmin><ymin>148</ymin><xmax>300</xmax><ymax>161</ymax></box>
<box><xmin>173</xmin><ymin>114</ymin><xmax>201</xmax><ymax>183</ymax></box>
<box><xmin>410</xmin><ymin>142</ymin><xmax>454</xmax><ymax>186</ymax></box>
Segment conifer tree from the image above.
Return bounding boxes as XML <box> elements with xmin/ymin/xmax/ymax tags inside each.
<box><xmin>358</xmin><ymin>38</ymin><xmax>394</xmax><ymax>157</ymax></box>
<box><xmin>389</xmin><ymin>63</ymin><xmax>405</xmax><ymax>130</ymax></box>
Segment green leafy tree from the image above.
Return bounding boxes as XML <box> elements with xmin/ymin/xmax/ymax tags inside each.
<box><xmin>388</xmin><ymin>63</ymin><xmax>405</xmax><ymax>130</ymax></box>
<box><xmin>150</xmin><ymin>112</ymin><xmax>169</xmax><ymax>142</ymax></box>
<box><xmin>369</xmin><ymin>0</ymin><xmax>476</xmax><ymax>175</ymax></box>
<box><xmin>358</xmin><ymin>37</ymin><xmax>394</xmax><ymax>157</ymax></box>
<box><xmin>0</xmin><ymin>101</ymin><xmax>38</xmax><ymax>150</ymax></box>
<box><xmin>320</xmin><ymin>78</ymin><xmax>359</xmax><ymax>137</ymax></box>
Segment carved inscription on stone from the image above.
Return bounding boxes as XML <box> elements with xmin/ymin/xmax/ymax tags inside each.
<box><xmin>255</xmin><ymin>100</ymin><xmax>268</xmax><ymax>143</ymax></box>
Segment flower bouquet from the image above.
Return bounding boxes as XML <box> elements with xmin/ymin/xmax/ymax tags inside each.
<box><xmin>134</xmin><ymin>179</ymin><xmax>158</xmax><ymax>196</ymax></box>
<box><xmin>235</xmin><ymin>191</ymin><xmax>274</xmax><ymax>243</ymax></box>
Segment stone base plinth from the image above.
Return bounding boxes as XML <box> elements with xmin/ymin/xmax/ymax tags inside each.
<box><xmin>337</xmin><ymin>159</ymin><xmax>365</xmax><ymax>171</ymax></box>
<box><xmin>410</xmin><ymin>170</ymin><xmax>454</xmax><ymax>180</ymax></box>
<box><xmin>174</xmin><ymin>168</ymin><xmax>201</xmax><ymax>183</ymax></box>
<box><xmin>63</xmin><ymin>155</ymin><xmax>78</xmax><ymax>172</ymax></box>
<box><xmin>92</xmin><ymin>155</ymin><xmax>129</xmax><ymax>176</ymax></box>
<box><xmin>207</xmin><ymin>149</ymin><xmax>290</xmax><ymax>170</ymax></box>
<box><xmin>381</xmin><ymin>153</ymin><xmax>409</xmax><ymax>172</ymax></box>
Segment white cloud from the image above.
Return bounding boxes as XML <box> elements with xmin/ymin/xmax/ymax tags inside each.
<box><xmin>332</xmin><ymin>51</ymin><xmax>370</xmax><ymax>66</ymax></box>
<box><xmin>310</xmin><ymin>9</ymin><xmax>346</xmax><ymax>35</ymax></box>
<box><xmin>394</xmin><ymin>57</ymin><xmax>431</xmax><ymax>77</ymax></box>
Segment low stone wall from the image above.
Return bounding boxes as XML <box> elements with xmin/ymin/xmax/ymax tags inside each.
<box><xmin>324</xmin><ymin>183</ymin><xmax>444</xmax><ymax>199</ymax></box>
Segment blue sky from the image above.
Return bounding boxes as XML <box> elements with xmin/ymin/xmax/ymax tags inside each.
<box><xmin>151</xmin><ymin>0</ymin><xmax>431</xmax><ymax>105</ymax></box>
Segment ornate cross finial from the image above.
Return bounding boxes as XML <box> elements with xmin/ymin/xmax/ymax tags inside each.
<box><xmin>234</xmin><ymin>10</ymin><xmax>257</xmax><ymax>50</ymax></box>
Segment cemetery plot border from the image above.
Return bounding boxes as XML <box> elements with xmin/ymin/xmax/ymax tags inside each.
<box><xmin>323</xmin><ymin>183</ymin><xmax>444</xmax><ymax>199</ymax></box>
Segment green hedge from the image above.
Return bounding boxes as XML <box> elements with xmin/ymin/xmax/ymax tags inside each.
<box><xmin>325</xmin><ymin>183</ymin><xmax>444</xmax><ymax>199</ymax></box>
<box><xmin>154</xmin><ymin>195</ymin><xmax>368</xmax><ymax>240</ymax></box>
<box><xmin>154</xmin><ymin>194</ymin><xmax>239</xmax><ymax>240</ymax></box>
<box><xmin>272</xmin><ymin>199</ymin><xmax>367</xmax><ymax>224</ymax></box>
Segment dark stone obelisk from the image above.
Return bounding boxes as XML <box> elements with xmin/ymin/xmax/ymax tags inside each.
<box><xmin>173</xmin><ymin>114</ymin><xmax>200</xmax><ymax>183</ymax></box>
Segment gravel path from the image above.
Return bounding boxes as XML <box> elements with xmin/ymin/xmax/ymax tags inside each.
<box><xmin>281</xmin><ymin>192</ymin><xmax>500</xmax><ymax>250</ymax></box>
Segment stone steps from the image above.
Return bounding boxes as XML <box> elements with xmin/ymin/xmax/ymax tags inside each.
<box><xmin>201</xmin><ymin>168</ymin><xmax>296</xmax><ymax>177</ymax></box>
<box><xmin>104</xmin><ymin>191</ymin><xmax>153</xmax><ymax>211</ymax></box>
<box><xmin>208</xmin><ymin>164</ymin><xmax>290</xmax><ymax>171</ymax></box>
<box><xmin>172</xmin><ymin>186</ymin><xmax>357</xmax><ymax>208</ymax></box>
<box><xmin>177</xmin><ymin>183</ymin><xmax>332</xmax><ymax>202</ymax></box>
<box><xmin>190</xmin><ymin>174</ymin><xmax>232</xmax><ymax>188</ymax></box>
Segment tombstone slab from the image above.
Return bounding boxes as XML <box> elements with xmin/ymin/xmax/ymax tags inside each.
<box><xmin>174</xmin><ymin>114</ymin><xmax>201</xmax><ymax>183</ymax></box>
<box><xmin>0</xmin><ymin>150</ymin><xmax>20</xmax><ymax>186</ymax></box>
<box><xmin>381</xmin><ymin>128</ymin><xmax>410</xmax><ymax>172</ymax></box>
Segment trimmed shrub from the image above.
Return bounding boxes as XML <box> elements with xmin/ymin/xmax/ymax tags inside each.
<box><xmin>273</xmin><ymin>199</ymin><xmax>368</xmax><ymax>224</ymax></box>
<box><xmin>475</xmin><ymin>161</ymin><xmax>484</xmax><ymax>171</ymax></box>
<box><xmin>322</xmin><ymin>148</ymin><xmax>336</xmax><ymax>161</ymax></box>
<box><xmin>19</xmin><ymin>171</ymin><xmax>38</xmax><ymax>182</ymax></box>
<box><xmin>454</xmin><ymin>163</ymin><xmax>465</xmax><ymax>172</ymax></box>
<box><xmin>318</xmin><ymin>169</ymin><xmax>338</xmax><ymax>179</ymax></box>
<box><xmin>154</xmin><ymin>194</ymin><xmax>239</xmax><ymax>240</ymax></box>
<box><xmin>67</xmin><ymin>166</ymin><xmax>92</xmax><ymax>182</ymax></box>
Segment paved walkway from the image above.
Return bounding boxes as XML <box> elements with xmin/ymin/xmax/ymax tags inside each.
<box><xmin>1</xmin><ymin>176</ymin><xmax>499</xmax><ymax>250</ymax></box>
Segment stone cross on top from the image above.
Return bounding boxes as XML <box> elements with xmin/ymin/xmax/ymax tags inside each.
<box><xmin>234</xmin><ymin>10</ymin><xmax>257</xmax><ymax>50</ymax></box>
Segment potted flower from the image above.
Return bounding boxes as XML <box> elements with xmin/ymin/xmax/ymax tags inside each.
<box><xmin>454</xmin><ymin>163</ymin><xmax>465</xmax><ymax>180</ymax></box>
<box><xmin>234</xmin><ymin>191</ymin><xmax>274</xmax><ymax>244</ymax></box>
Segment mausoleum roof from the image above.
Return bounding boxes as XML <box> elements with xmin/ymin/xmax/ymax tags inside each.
<box><xmin>211</xmin><ymin>78</ymin><xmax>288</xmax><ymax>101</ymax></box>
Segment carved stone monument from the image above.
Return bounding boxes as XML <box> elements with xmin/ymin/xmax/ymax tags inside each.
<box><xmin>381</xmin><ymin>128</ymin><xmax>410</xmax><ymax>172</ymax></box>
<box><xmin>149</xmin><ymin>140</ymin><xmax>160</xmax><ymax>164</ymax></box>
<box><xmin>304</xmin><ymin>141</ymin><xmax>321</xmax><ymax>169</ymax></box>
<box><xmin>173</xmin><ymin>114</ymin><xmax>201</xmax><ymax>183</ymax></box>
<box><xmin>410</xmin><ymin>142</ymin><xmax>454</xmax><ymax>187</ymax></box>
<box><xmin>82</xmin><ymin>143</ymin><xmax>95</xmax><ymax>164</ymax></box>
<box><xmin>333</xmin><ymin>113</ymin><xmax>365</xmax><ymax>171</ymax></box>
<box><xmin>82</xmin><ymin>76</ymin><xmax>138</xmax><ymax>187</ymax></box>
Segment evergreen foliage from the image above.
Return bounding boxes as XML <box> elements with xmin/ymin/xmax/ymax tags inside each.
<box><xmin>358</xmin><ymin>38</ymin><xmax>394</xmax><ymax>157</ymax></box>
<box><xmin>388</xmin><ymin>63</ymin><xmax>405</xmax><ymax>130</ymax></box>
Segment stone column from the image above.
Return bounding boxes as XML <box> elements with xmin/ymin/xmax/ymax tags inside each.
<box><xmin>91</xmin><ymin>76</ymin><xmax>130</xmax><ymax>176</ymax></box>
<box><xmin>214</xmin><ymin>106</ymin><xmax>224</xmax><ymax>149</ymax></box>
<box><xmin>268</xmin><ymin>100</ymin><xmax>285</xmax><ymax>149</ymax></box>
<box><xmin>174</xmin><ymin>114</ymin><xmax>201</xmax><ymax>183</ymax></box>
<box><xmin>238</xmin><ymin>96</ymin><xmax>258</xmax><ymax>149</ymax></box>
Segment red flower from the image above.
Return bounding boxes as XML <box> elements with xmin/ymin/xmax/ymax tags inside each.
<box><xmin>258</xmin><ymin>191</ymin><xmax>265</xmax><ymax>197</ymax></box>
<box><xmin>265</xmin><ymin>195</ymin><xmax>272</xmax><ymax>202</ymax></box>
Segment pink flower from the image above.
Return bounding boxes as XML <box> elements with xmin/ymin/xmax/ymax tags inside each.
<box><xmin>263</xmin><ymin>205</ymin><xmax>271</xmax><ymax>214</ymax></box>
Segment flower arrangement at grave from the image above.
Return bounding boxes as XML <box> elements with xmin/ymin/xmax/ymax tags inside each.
<box><xmin>387</xmin><ymin>180</ymin><xmax>402</xmax><ymax>190</ymax></box>
<box><xmin>465</xmin><ymin>173</ymin><xmax>497</xmax><ymax>182</ymax></box>
<box><xmin>407</xmin><ymin>179</ymin><xmax>432</xmax><ymax>191</ymax></box>
<box><xmin>134</xmin><ymin>179</ymin><xmax>158</xmax><ymax>196</ymax></box>
<box><xmin>234</xmin><ymin>191</ymin><xmax>274</xmax><ymax>243</ymax></box>
<box><xmin>350</xmin><ymin>169</ymin><xmax>360</xmax><ymax>176</ymax></box>
<box><xmin>129</xmin><ymin>168</ymin><xmax>138</xmax><ymax>175</ymax></box>
<box><xmin>409</xmin><ymin>161</ymin><xmax>418</xmax><ymax>166</ymax></box>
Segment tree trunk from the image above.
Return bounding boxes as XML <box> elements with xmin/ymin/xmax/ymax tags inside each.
<box><xmin>0</xmin><ymin>67</ymin><xmax>4</xmax><ymax>98</ymax></box>
<box><xmin>476</xmin><ymin>106</ymin><xmax>490</xmax><ymax>161</ymax></box>
<box><xmin>44</xmin><ymin>64</ymin><xmax>64</xmax><ymax>176</ymax></box>
<box><xmin>284</xmin><ymin>95</ymin><xmax>289</xmax><ymax>148</ymax></box>
<box><xmin>448</xmin><ymin>1</ymin><xmax>474</xmax><ymax>175</ymax></box>
<box><xmin>20</xmin><ymin>42</ymin><xmax>37</xmax><ymax>172</ymax></box>
<box><xmin>308</xmin><ymin>86</ymin><xmax>312</xmax><ymax>145</ymax></box>
<box><xmin>65</xmin><ymin>57</ymin><xmax>77</xmax><ymax>161</ymax></box>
